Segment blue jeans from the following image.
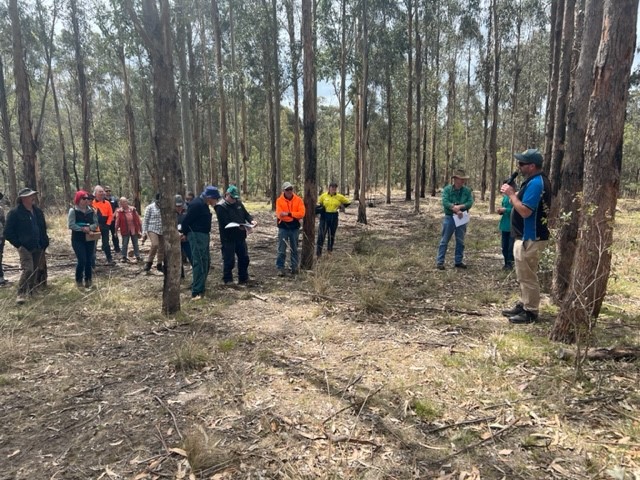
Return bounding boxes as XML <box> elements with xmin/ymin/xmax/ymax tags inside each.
<box><xmin>188</xmin><ymin>232</ymin><xmax>210</xmax><ymax>296</ymax></box>
<box><xmin>276</xmin><ymin>227</ymin><xmax>300</xmax><ymax>272</ymax></box>
<box><xmin>72</xmin><ymin>239</ymin><xmax>95</xmax><ymax>283</ymax></box>
<box><xmin>121</xmin><ymin>235</ymin><xmax>141</xmax><ymax>259</ymax></box>
<box><xmin>436</xmin><ymin>215</ymin><xmax>467</xmax><ymax>265</ymax></box>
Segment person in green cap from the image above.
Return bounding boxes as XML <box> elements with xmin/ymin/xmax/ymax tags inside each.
<box><xmin>214</xmin><ymin>185</ymin><xmax>257</xmax><ymax>285</ymax></box>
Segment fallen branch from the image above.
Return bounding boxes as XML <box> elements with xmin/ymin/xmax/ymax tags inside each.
<box><xmin>428</xmin><ymin>417</ymin><xmax>521</xmax><ymax>466</ymax></box>
<box><xmin>154</xmin><ymin>396</ymin><xmax>183</xmax><ymax>440</ymax></box>
<box><xmin>557</xmin><ymin>347</ymin><xmax>640</xmax><ymax>362</ymax></box>
<box><xmin>426</xmin><ymin>415</ymin><xmax>497</xmax><ymax>434</ymax></box>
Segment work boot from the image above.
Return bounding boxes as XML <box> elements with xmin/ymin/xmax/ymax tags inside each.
<box><xmin>144</xmin><ymin>262</ymin><xmax>153</xmax><ymax>272</ymax></box>
<box><xmin>501</xmin><ymin>303</ymin><xmax>524</xmax><ymax>317</ymax></box>
<box><xmin>509</xmin><ymin>310</ymin><xmax>538</xmax><ymax>324</ymax></box>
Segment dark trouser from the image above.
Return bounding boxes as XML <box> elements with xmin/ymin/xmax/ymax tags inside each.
<box><xmin>72</xmin><ymin>239</ymin><xmax>95</xmax><ymax>283</ymax></box>
<box><xmin>316</xmin><ymin>212</ymin><xmax>339</xmax><ymax>256</ymax></box>
<box><xmin>17</xmin><ymin>247</ymin><xmax>45</xmax><ymax>295</ymax></box>
<box><xmin>97</xmin><ymin>225</ymin><xmax>113</xmax><ymax>262</ymax></box>
<box><xmin>501</xmin><ymin>231</ymin><xmax>514</xmax><ymax>267</ymax></box>
<box><xmin>0</xmin><ymin>238</ymin><xmax>5</xmax><ymax>279</ymax></box>
<box><xmin>109</xmin><ymin>221</ymin><xmax>120</xmax><ymax>253</ymax></box>
<box><xmin>221</xmin><ymin>239</ymin><xmax>250</xmax><ymax>283</ymax></box>
<box><xmin>181</xmin><ymin>239</ymin><xmax>192</xmax><ymax>264</ymax></box>
<box><xmin>188</xmin><ymin>232</ymin><xmax>210</xmax><ymax>296</ymax></box>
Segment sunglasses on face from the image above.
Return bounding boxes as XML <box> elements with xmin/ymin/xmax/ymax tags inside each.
<box><xmin>518</xmin><ymin>162</ymin><xmax>531</xmax><ymax>167</ymax></box>
<box><xmin>285</xmin><ymin>188</ymin><xmax>293</xmax><ymax>191</ymax></box>
<box><xmin>82</xmin><ymin>197</ymin><xmax>90</xmax><ymax>200</ymax></box>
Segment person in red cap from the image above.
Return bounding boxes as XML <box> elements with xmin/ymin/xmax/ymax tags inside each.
<box><xmin>4</xmin><ymin>188</ymin><xmax>50</xmax><ymax>304</ymax></box>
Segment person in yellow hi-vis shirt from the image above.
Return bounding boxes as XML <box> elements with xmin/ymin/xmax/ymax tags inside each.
<box><xmin>316</xmin><ymin>182</ymin><xmax>350</xmax><ymax>257</ymax></box>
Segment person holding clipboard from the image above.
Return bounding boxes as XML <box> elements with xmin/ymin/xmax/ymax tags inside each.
<box><xmin>436</xmin><ymin>169</ymin><xmax>474</xmax><ymax>270</ymax></box>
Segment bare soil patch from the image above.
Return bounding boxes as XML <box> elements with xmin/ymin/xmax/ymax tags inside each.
<box><xmin>0</xmin><ymin>195</ymin><xmax>638</xmax><ymax>479</ymax></box>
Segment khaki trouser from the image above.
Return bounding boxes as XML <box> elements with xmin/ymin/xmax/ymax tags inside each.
<box><xmin>514</xmin><ymin>239</ymin><xmax>548</xmax><ymax>312</ymax></box>
<box><xmin>17</xmin><ymin>247</ymin><xmax>45</xmax><ymax>296</ymax></box>
<box><xmin>147</xmin><ymin>232</ymin><xmax>164</xmax><ymax>265</ymax></box>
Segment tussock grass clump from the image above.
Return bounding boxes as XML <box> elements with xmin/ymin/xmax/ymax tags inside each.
<box><xmin>181</xmin><ymin>425</ymin><xmax>236</xmax><ymax>474</ymax></box>
<box><xmin>412</xmin><ymin>398</ymin><xmax>442</xmax><ymax>421</ymax></box>
<box><xmin>355</xmin><ymin>281</ymin><xmax>396</xmax><ymax>314</ymax></box>
<box><xmin>217</xmin><ymin>338</ymin><xmax>237</xmax><ymax>353</ymax></box>
<box><xmin>172</xmin><ymin>340</ymin><xmax>210</xmax><ymax>372</ymax></box>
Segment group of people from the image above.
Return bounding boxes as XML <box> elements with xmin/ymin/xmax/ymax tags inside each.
<box><xmin>2</xmin><ymin>152</ymin><xmax>549</xmax><ymax>323</ymax></box>
<box><xmin>435</xmin><ymin>148</ymin><xmax>551</xmax><ymax>325</ymax></box>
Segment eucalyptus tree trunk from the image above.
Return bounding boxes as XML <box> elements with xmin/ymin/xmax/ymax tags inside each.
<box><xmin>413</xmin><ymin>0</ymin><xmax>422</xmax><ymax>213</ymax></box>
<box><xmin>549</xmin><ymin>0</ymin><xmax>576</xmax><ymax>197</ymax></box>
<box><xmin>198</xmin><ymin>14</ymin><xmax>217</xmax><ymax>186</ymax></box>
<box><xmin>552</xmin><ymin>0</ymin><xmax>603</xmax><ymax>303</ymax></box>
<box><xmin>285</xmin><ymin>0</ymin><xmax>302</xmax><ymax>185</ymax></box>
<box><xmin>543</xmin><ymin>0</ymin><xmax>565</xmax><ymax>174</ymax></box>
<box><xmin>301</xmin><ymin>0</ymin><xmax>317</xmax><ymax>270</ymax></box>
<box><xmin>176</xmin><ymin>2</ymin><xmax>196</xmax><ymax>195</ymax></box>
<box><xmin>270</xmin><ymin>0</ymin><xmax>282</xmax><ymax>194</ymax></box>
<box><xmin>118</xmin><ymin>45</ymin><xmax>142</xmax><ymax>212</ymax></box>
<box><xmin>428</xmin><ymin>0</ymin><xmax>440</xmax><ymax>197</ymax></box>
<box><xmin>125</xmin><ymin>0</ymin><xmax>183</xmax><ymax>315</ymax></box>
<box><xmin>357</xmin><ymin>0</ymin><xmax>369</xmax><ymax>225</ymax></box>
<box><xmin>444</xmin><ymin>63</ymin><xmax>456</xmax><ymax>185</ymax></box>
<box><xmin>509</xmin><ymin>12</ymin><xmax>522</xmax><ymax>172</ymax></box>
<box><xmin>488</xmin><ymin>0</ymin><xmax>500</xmax><ymax>213</ymax></box>
<box><xmin>69</xmin><ymin>0</ymin><xmax>91</xmax><ymax>191</ymax></box>
<box><xmin>385</xmin><ymin>53</ymin><xmax>392</xmax><ymax>204</ymax></box>
<box><xmin>404</xmin><ymin>0</ymin><xmax>413</xmax><ymax>201</ymax></box>
<box><xmin>480</xmin><ymin>16</ymin><xmax>491</xmax><ymax>201</ymax></box>
<box><xmin>187</xmin><ymin>21</ymin><xmax>202</xmax><ymax>193</ymax></box>
<box><xmin>38</xmin><ymin>2</ymin><xmax>71</xmax><ymax>205</ymax></box>
<box><xmin>229</xmin><ymin>3</ymin><xmax>241</xmax><ymax>188</ymax></box>
<box><xmin>212</xmin><ymin>0</ymin><xmax>229</xmax><ymax>188</ymax></box>
<box><xmin>9</xmin><ymin>0</ymin><xmax>39</xmax><ymax>191</ymax></box>
<box><xmin>338</xmin><ymin>0</ymin><xmax>348</xmax><ymax>193</ymax></box>
<box><xmin>551</xmin><ymin>0</ymin><xmax>637</xmax><ymax>344</ymax></box>
<box><xmin>0</xmin><ymin>55</ymin><xmax>17</xmax><ymax>201</ymax></box>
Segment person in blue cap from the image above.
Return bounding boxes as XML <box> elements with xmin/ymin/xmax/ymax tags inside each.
<box><xmin>181</xmin><ymin>185</ymin><xmax>221</xmax><ymax>300</ymax></box>
<box><xmin>214</xmin><ymin>185</ymin><xmax>257</xmax><ymax>285</ymax></box>
<box><xmin>500</xmin><ymin>148</ymin><xmax>551</xmax><ymax>324</ymax></box>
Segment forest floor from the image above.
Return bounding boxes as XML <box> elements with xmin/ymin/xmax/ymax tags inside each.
<box><xmin>0</xmin><ymin>193</ymin><xmax>639</xmax><ymax>480</ymax></box>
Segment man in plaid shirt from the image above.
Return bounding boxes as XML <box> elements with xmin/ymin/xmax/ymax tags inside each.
<box><xmin>142</xmin><ymin>194</ymin><xmax>164</xmax><ymax>273</ymax></box>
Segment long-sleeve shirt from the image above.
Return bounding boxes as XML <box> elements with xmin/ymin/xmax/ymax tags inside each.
<box><xmin>68</xmin><ymin>206</ymin><xmax>99</xmax><ymax>242</ymax></box>
<box><xmin>441</xmin><ymin>184</ymin><xmax>474</xmax><ymax>216</ymax></box>
<box><xmin>92</xmin><ymin>199</ymin><xmax>113</xmax><ymax>226</ymax></box>
<box><xmin>317</xmin><ymin>192</ymin><xmax>350</xmax><ymax>213</ymax></box>
<box><xmin>142</xmin><ymin>201</ymin><xmax>163</xmax><ymax>235</ymax></box>
<box><xmin>181</xmin><ymin>196</ymin><xmax>212</xmax><ymax>234</ymax></box>
<box><xmin>214</xmin><ymin>200</ymin><xmax>253</xmax><ymax>242</ymax></box>
<box><xmin>276</xmin><ymin>193</ymin><xmax>305</xmax><ymax>229</ymax></box>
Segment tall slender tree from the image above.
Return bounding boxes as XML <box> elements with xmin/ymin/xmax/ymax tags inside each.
<box><xmin>9</xmin><ymin>0</ymin><xmax>39</xmax><ymax>191</ymax></box>
<box><xmin>125</xmin><ymin>0</ymin><xmax>183</xmax><ymax>314</ymax></box>
<box><xmin>301</xmin><ymin>0</ymin><xmax>317</xmax><ymax>270</ymax></box>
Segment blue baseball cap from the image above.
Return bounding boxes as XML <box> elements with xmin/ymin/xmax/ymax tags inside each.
<box><xmin>203</xmin><ymin>185</ymin><xmax>221</xmax><ymax>199</ymax></box>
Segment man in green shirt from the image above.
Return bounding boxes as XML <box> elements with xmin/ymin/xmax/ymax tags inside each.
<box><xmin>436</xmin><ymin>170</ymin><xmax>474</xmax><ymax>270</ymax></box>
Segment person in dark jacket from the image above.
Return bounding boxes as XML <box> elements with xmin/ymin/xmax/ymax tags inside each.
<box><xmin>4</xmin><ymin>188</ymin><xmax>50</xmax><ymax>304</ymax></box>
<box><xmin>181</xmin><ymin>186</ymin><xmax>220</xmax><ymax>299</ymax></box>
<box><xmin>214</xmin><ymin>185</ymin><xmax>257</xmax><ymax>285</ymax></box>
<box><xmin>104</xmin><ymin>186</ymin><xmax>121</xmax><ymax>254</ymax></box>
<box><xmin>0</xmin><ymin>191</ymin><xmax>6</xmax><ymax>286</ymax></box>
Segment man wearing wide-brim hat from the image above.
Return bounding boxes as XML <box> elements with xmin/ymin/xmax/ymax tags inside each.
<box><xmin>4</xmin><ymin>188</ymin><xmax>50</xmax><ymax>304</ymax></box>
<box><xmin>436</xmin><ymin>169</ymin><xmax>474</xmax><ymax>270</ymax></box>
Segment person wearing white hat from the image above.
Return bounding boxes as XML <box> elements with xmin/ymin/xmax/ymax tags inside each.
<box><xmin>4</xmin><ymin>188</ymin><xmax>50</xmax><ymax>304</ymax></box>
